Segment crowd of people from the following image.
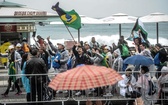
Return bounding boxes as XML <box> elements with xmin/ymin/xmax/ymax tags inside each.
<box><xmin>0</xmin><ymin>33</ymin><xmax>168</xmax><ymax>105</ymax></box>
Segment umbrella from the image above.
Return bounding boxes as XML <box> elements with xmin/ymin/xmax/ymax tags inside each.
<box><xmin>100</xmin><ymin>13</ymin><xmax>137</xmax><ymax>37</ymax></box>
<box><xmin>80</xmin><ymin>15</ymin><xmax>102</xmax><ymax>24</ymax></box>
<box><xmin>124</xmin><ymin>55</ymin><xmax>154</xmax><ymax>66</ymax></box>
<box><xmin>140</xmin><ymin>12</ymin><xmax>168</xmax><ymax>43</ymax></box>
<box><xmin>50</xmin><ymin>15</ymin><xmax>102</xmax><ymax>25</ymax></box>
<box><xmin>48</xmin><ymin>65</ymin><xmax>123</xmax><ymax>90</ymax></box>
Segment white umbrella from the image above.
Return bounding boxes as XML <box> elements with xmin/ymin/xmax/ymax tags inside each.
<box><xmin>80</xmin><ymin>15</ymin><xmax>102</xmax><ymax>24</ymax></box>
<box><xmin>100</xmin><ymin>13</ymin><xmax>137</xmax><ymax>36</ymax></box>
<box><xmin>50</xmin><ymin>15</ymin><xmax>102</xmax><ymax>25</ymax></box>
<box><xmin>140</xmin><ymin>12</ymin><xmax>168</xmax><ymax>43</ymax></box>
<box><xmin>140</xmin><ymin>12</ymin><xmax>168</xmax><ymax>22</ymax></box>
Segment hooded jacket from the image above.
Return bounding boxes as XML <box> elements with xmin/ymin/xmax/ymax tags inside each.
<box><xmin>112</xmin><ymin>49</ymin><xmax>123</xmax><ymax>71</ymax></box>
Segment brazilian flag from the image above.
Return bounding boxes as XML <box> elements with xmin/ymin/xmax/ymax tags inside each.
<box><xmin>52</xmin><ymin>2</ymin><xmax>81</xmax><ymax>30</ymax></box>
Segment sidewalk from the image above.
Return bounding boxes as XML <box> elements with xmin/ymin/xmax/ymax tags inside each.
<box><xmin>0</xmin><ymin>67</ymin><xmax>8</xmax><ymax>87</ymax></box>
<box><xmin>0</xmin><ymin>68</ymin><xmax>56</xmax><ymax>87</ymax></box>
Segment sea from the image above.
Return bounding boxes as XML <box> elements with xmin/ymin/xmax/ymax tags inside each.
<box><xmin>33</xmin><ymin>22</ymin><xmax>168</xmax><ymax>47</ymax></box>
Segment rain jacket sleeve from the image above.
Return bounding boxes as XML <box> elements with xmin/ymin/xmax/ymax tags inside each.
<box><xmin>90</xmin><ymin>53</ymin><xmax>103</xmax><ymax>65</ymax></box>
<box><xmin>60</xmin><ymin>50</ymin><xmax>69</xmax><ymax>64</ymax></box>
<box><xmin>48</xmin><ymin>40</ymin><xmax>58</xmax><ymax>53</ymax></box>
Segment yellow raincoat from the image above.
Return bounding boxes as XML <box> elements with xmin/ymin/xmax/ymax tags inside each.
<box><xmin>0</xmin><ymin>42</ymin><xmax>11</xmax><ymax>64</ymax></box>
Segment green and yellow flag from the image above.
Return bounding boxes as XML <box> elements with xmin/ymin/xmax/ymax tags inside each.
<box><xmin>52</xmin><ymin>2</ymin><xmax>81</xmax><ymax>30</ymax></box>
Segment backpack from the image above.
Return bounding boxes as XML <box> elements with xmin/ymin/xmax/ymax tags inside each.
<box><xmin>22</xmin><ymin>43</ymin><xmax>29</xmax><ymax>53</ymax></box>
<box><xmin>148</xmin><ymin>80</ymin><xmax>156</xmax><ymax>95</ymax></box>
<box><xmin>52</xmin><ymin>53</ymin><xmax>61</xmax><ymax>69</ymax></box>
<box><xmin>121</xmin><ymin>44</ymin><xmax>130</xmax><ymax>57</ymax></box>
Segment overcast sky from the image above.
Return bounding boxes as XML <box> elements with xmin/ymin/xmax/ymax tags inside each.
<box><xmin>2</xmin><ymin>0</ymin><xmax>168</xmax><ymax>18</ymax></box>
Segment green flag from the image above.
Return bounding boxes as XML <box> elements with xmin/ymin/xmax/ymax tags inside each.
<box><xmin>52</xmin><ymin>2</ymin><xmax>81</xmax><ymax>30</ymax></box>
<box><xmin>132</xmin><ymin>18</ymin><xmax>148</xmax><ymax>41</ymax></box>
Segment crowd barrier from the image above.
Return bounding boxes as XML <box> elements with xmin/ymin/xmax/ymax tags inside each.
<box><xmin>0</xmin><ymin>71</ymin><xmax>167</xmax><ymax>105</ymax></box>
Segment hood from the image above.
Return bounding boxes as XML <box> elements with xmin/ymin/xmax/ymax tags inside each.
<box><xmin>114</xmin><ymin>48</ymin><xmax>121</xmax><ymax>56</ymax></box>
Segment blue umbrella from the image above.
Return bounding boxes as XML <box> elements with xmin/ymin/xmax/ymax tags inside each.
<box><xmin>124</xmin><ymin>55</ymin><xmax>154</xmax><ymax>66</ymax></box>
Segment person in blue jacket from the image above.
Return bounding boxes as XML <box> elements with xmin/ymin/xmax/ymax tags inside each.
<box><xmin>21</xmin><ymin>53</ymin><xmax>31</xmax><ymax>103</ymax></box>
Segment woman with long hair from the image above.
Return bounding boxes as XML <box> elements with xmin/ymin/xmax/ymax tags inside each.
<box><xmin>21</xmin><ymin>53</ymin><xmax>31</xmax><ymax>102</ymax></box>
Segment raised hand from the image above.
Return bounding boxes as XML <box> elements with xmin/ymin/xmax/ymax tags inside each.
<box><xmin>47</xmin><ymin>36</ymin><xmax>50</xmax><ymax>41</ymax></box>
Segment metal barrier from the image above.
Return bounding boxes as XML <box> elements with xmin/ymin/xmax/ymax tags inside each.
<box><xmin>0</xmin><ymin>73</ymin><xmax>69</xmax><ymax>105</ymax></box>
<box><xmin>0</xmin><ymin>71</ymin><xmax>168</xmax><ymax>105</ymax></box>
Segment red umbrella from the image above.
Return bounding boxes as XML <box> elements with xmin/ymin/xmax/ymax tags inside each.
<box><xmin>49</xmin><ymin>65</ymin><xmax>123</xmax><ymax>90</ymax></box>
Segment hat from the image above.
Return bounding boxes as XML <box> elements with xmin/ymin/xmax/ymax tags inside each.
<box><xmin>57</xmin><ymin>43</ymin><xmax>65</xmax><ymax>47</ymax></box>
<box><xmin>22</xmin><ymin>37</ymin><xmax>27</xmax><ymax>40</ymax></box>
<box><xmin>8</xmin><ymin>45</ymin><xmax>14</xmax><ymax>50</ymax></box>
<box><xmin>125</xmin><ymin>65</ymin><xmax>135</xmax><ymax>71</ymax></box>
<box><xmin>16</xmin><ymin>43</ymin><xmax>22</xmax><ymax>47</ymax></box>
<box><xmin>161</xmin><ymin>66</ymin><xmax>168</xmax><ymax>73</ymax></box>
<box><xmin>104</xmin><ymin>46</ymin><xmax>110</xmax><ymax>50</ymax></box>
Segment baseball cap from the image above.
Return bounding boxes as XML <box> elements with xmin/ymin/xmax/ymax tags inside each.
<box><xmin>57</xmin><ymin>42</ymin><xmax>65</xmax><ymax>47</ymax></box>
<box><xmin>16</xmin><ymin>43</ymin><xmax>22</xmax><ymax>47</ymax></box>
<box><xmin>8</xmin><ymin>45</ymin><xmax>14</xmax><ymax>50</ymax></box>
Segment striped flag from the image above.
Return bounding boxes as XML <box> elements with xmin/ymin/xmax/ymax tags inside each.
<box><xmin>132</xmin><ymin>18</ymin><xmax>148</xmax><ymax>41</ymax></box>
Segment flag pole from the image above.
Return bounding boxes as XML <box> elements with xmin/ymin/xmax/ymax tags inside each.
<box><xmin>78</xmin><ymin>29</ymin><xmax>80</xmax><ymax>43</ymax></box>
<box><xmin>65</xmin><ymin>25</ymin><xmax>76</xmax><ymax>42</ymax></box>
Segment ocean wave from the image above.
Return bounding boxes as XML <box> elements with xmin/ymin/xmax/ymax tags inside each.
<box><xmin>30</xmin><ymin>34</ymin><xmax>168</xmax><ymax>47</ymax></box>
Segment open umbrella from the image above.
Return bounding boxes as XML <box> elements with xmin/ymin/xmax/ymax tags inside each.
<box><xmin>124</xmin><ymin>55</ymin><xmax>154</xmax><ymax>66</ymax></box>
<box><xmin>80</xmin><ymin>15</ymin><xmax>102</xmax><ymax>24</ymax></box>
<box><xmin>100</xmin><ymin>13</ymin><xmax>137</xmax><ymax>37</ymax></box>
<box><xmin>49</xmin><ymin>65</ymin><xmax>123</xmax><ymax>90</ymax></box>
<box><xmin>140</xmin><ymin>12</ymin><xmax>168</xmax><ymax>43</ymax></box>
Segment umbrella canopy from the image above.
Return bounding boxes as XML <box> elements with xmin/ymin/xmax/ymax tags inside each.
<box><xmin>49</xmin><ymin>65</ymin><xmax>123</xmax><ymax>90</ymax></box>
<box><xmin>124</xmin><ymin>55</ymin><xmax>154</xmax><ymax>66</ymax></box>
<box><xmin>140</xmin><ymin>12</ymin><xmax>168</xmax><ymax>23</ymax></box>
<box><xmin>50</xmin><ymin>15</ymin><xmax>102</xmax><ymax>25</ymax></box>
<box><xmin>100</xmin><ymin>13</ymin><xmax>137</xmax><ymax>24</ymax></box>
<box><xmin>80</xmin><ymin>15</ymin><xmax>102</xmax><ymax>24</ymax></box>
<box><xmin>99</xmin><ymin>13</ymin><xmax>137</xmax><ymax>37</ymax></box>
<box><xmin>139</xmin><ymin>12</ymin><xmax>168</xmax><ymax>43</ymax></box>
